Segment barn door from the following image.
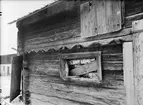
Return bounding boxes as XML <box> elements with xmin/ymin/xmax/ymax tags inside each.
<box><xmin>10</xmin><ymin>56</ymin><xmax>23</xmax><ymax>102</ymax></box>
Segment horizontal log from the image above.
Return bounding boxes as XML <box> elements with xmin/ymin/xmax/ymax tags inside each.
<box><xmin>24</xmin><ymin>18</ymin><xmax>80</xmax><ymax>39</ymax></box>
<box><xmin>30</xmin><ymin>98</ymin><xmax>55</xmax><ymax>105</ymax></box>
<box><xmin>29</xmin><ymin>72</ymin><xmax>124</xmax><ymax>88</ymax></box>
<box><xmin>125</xmin><ymin>0</ymin><xmax>143</xmax><ymax>16</ymax></box>
<box><xmin>102</xmin><ymin>53</ymin><xmax>123</xmax><ymax>61</ymax></box>
<box><xmin>27</xmin><ymin>54</ymin><xmax>59</xmax><ymax>60</ymax></box>
<box><xmin>103</xmin><ymin>63</ymin><xmax>123</xmax><ymax>71</ymax></box>
<box><xmin>31</xmin><ymin>93</ymin><xmax>91</xmax><ymax>105</ymax></box>
<box><xmin>27</xmin><ymin>75</ymin><xmax>125</xmax><ymax>105</ymax></box>
<box><xmin>125</xmin><ymin>13</ymin><xmax>143</xmax><ymax>28</ymax></box>
<box><xmin>24</xmin><ymin>28</ymin><xmax>80</xmax><ymax>46</ymax></box>
<box><xmin>24</xmin><ymin>34</ymin><xmax>132</xmax><ymax>53</ymax></box>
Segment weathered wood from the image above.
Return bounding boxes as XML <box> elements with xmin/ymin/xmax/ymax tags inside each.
<box><xmin>125</xmin><ymin>0</ymin><xmax>143</xmax><ymax>16</ymax></box>
<box><xmin>24</xmin><ymin>18</ymin><xmax>80</xmax><ymax>39</ymax></box>
<box><xmin>123</xmin><ymin>42</ymin><xmax>134</xmax><ymax>105</ymax></box>
<box><xmin>24</xmin><ymin>28</ymin><xmax>80</xmax><ymax>46</ymax></box>
<box><xmin>30</xmin><ymin>93</ymin><xmax>87</xmax><ymax>105</ymax></box>
<box><xmin>70</xmin><ymin>60</ymin><xmax>98</xmax><ymax>76</ymax></box>
<box><xmin>132</xmin><ymin>19</ymin><xmax>143</xmax><ymax>105</ymax></box>
<box><xmin>80</xmin><ymin>0</ymin><xmax>122</xmax><ymax>38</ymax></box>
<box><xmin>27</xmin><ymin>74</ymin><xmax>125</xmax><ymax>105</ymax></box>
<box><xmin>60</xmin><ymin>51</ymin><xmax>101</xmax><ymax>59</ymax></box>
<box><xmin>80</xmin><ymin>1</ymin><xmax>97</xmax><ymax>38</ymax></box>
<box><xmin>125</xmin><ymin>13</ymin><xmax>143</xmax><ymax>28</ymax></box>
<box><xmin>17</xmin><ymin>1</ymin><xmax>79</xmax><ymax>26</ymax></box>
<box><xmin>102</xmin><ymin>53</ymin><xmax>123</xmax><ymax>61</ymax></box>
<box><xmin>10</xmin><ymin>56</ymin><xmax>23</xmax><ymax>102</ymax></box>
<box><xmin>24</xmin><ymin>31</ymin><xmax>132</xmax><ymax>53</ymax></box>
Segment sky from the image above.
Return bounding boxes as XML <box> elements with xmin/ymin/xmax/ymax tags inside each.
<box><xmin>1</xmin><ymin>0</ymin><xmax>55</xmax><ymax>55</ymax></box>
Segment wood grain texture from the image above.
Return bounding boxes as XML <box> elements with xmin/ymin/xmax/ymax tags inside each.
<box><xmin>19</xmin><ymin>1</ymin><xmax>79</xmax><ymax>26</ymax></box>
<box><xmin>30</xmin><ymin>93</ymin><xmax>89</xmax><ymax>105</ymax></box>
<box><xmin>132</xmin><ymin>19</ymin><xmax>143</xmax><ymax>105</ymax></box>
<box><xmin>123</xmin><ymin>42</ymin><xmax>134</xmax><ymax>105</ymax></box>
<box><xmin>80</xmin><ymin>1</ymin><xmax>97</xmax><ymax>38</ymax></box>
<box><xmin>80</xmin><ymin>0</ymin><xmax>122</xmax><ymax>38</ymax></box>
<box><xmin>26</xmin><ymin>44</ymin><xmax>123</xmax><ymax>72</ymax></box>
<box><xmin>27</xmin><ymin>72</ymin><xmax>125</xmax><ymax>105</ymax></box>
<box><xmin>22</xmin><ymin>43</ymin><xmax>125</xmax><ymax>105</ymax></box>
<box><xmin>125</xmin><ymin>0</ymin><xmax>143</xmax><ymax>16</ymax></box>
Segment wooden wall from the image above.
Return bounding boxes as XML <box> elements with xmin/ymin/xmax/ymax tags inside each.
<box><xmin>125</xmin><ymin>0</ymin><xmax>143</xmax><ymax>28</ymax></box>
<box><xmin>24</xmin><ymin>44</ymin><xmax>125</xmax><ymax>105</ymax></box>
<box><xmin>18</xmin><ymin>0</ymin><xmax>143</xmax><ymax>53</ymax></box>
<box><xmin>17</xmin><ymin>0</ymin><xmax>143</xmax><ymax>105</ymax></box>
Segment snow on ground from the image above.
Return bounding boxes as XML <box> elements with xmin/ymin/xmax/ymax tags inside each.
<box><xmin>0</xmin><ymin>76</ymin><xmax>11</xmax><ymax>98</ymax></box>
<box><xmin>0</xmin><ymin>76</ymin><xmax>23</xmax><ymax>105</ymax></box>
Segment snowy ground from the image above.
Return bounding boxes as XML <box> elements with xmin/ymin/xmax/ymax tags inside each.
<box><xmin>0</xmin><ymin>76</ymin><xmax>11</xmax><ymax>98</ymax></box>
<box><xmin>0</xmin><ymin>76</ymin><xmax>23</xmax><ymax>105</ymax></box>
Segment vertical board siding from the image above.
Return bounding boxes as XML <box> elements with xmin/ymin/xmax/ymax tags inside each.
<box><xmin>80</xmin><ymin>0</ymin><xmax>121</xmax><ymax>38</ymax></box>
<box><xmin>25</xmin><ymin>44</ymin><xmax>125</xmax><ymax>105</ymax></box>
<box><xmin>80</xmin><ymin>1</ymin><xmax>97</xmax><ymax>38</ymax></box>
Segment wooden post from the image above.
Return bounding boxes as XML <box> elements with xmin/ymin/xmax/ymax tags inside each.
<box><xmin>123</xmin><ymin>42</ymin><xmax>134</xmax><ymax>105</ymax></box>
<box><xmin>132</xmin><ymin>19</ymin><xmax>143</xmax><ymax>105</ymax></box>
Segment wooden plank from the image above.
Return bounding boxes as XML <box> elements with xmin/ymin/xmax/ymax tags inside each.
<box><xmin>96</xmin><ymin>0</ymin><xmax>107</xmax><ymax>34</ymax></box>
<box><xmin>70</xmin><ymin>60</ymin><xmax>98</xmax><ymax>76</ymax></box>
<box><xmin>31</xmin><ymin>93</ymin><xmax>89</xmax><ymax>105</ymax></box>
<box><xmin>24</xmin><ymin>19</ymin><xmax>80</xmax><ymax>41</ymax></box>
<box><xmin>60</xmin><ymin>51</ymin><xmax>101</xmax><ymax>59</ymax></box>
<box><xmin>102</xmin><ymin>53</ymin><xmax>123</xmax><ymax>61</ymax></box>
<box><xmin>125</xmin><ymin>13</ymin><xmax>143</xmax><ymax>28</ymax></box>
<box><xmin>18</xmin><ymin>1</ymin><xmax>78</xmax><ymax>26</ymax></box>
<box><xmin>24</xmin><ymin>28</ymin><xmax>80</xmax><ymax>46</ymax></box>
<box><xmin>125</xmin><ymin>0</ymin><xmax>143</xmax><ymax>16</ymax></box>
<box><xmin>29</xmin><ymin>71</ymin><xmax>124</xmax><ymax>87</ymax></box>
<box><xmin>24</xmin><ymin>30</ymin><xmax>132</xmax><ymax>53</ymax></box>
<box><xmin>80</xmin><ymin>1</ymin><xmax>97</xmax><ymax>38</ymax></box>
<box><xmin>28</xmin><ymin>75</ymin><xmax>125</xmax><ymax>105</ymax></box>
<box><xmin>80</xmin><ymin>0</ymin><xmax>122</xmax><ymax>38</ymax></box>
<box><xmin>132</xmin><ymin>19</ymin><xmax>143</xmax><ymax>105</ymax></box>
<box><xmin>105</xmin><ymin>0</ymin><xmax>122</xmax><ymax>33</ymax></box>
<box><xmin>103</xmin><ymin>63</ymin><xmax>123</xmax><ymax>71</ymax></box>
<box><xmin>10</xmin><ymin>56</ymin><xmax>23</xmax><ymax>102</ymax></box>
<box><xmin>123</xmin><ymin>42</ymin><xmax>134</xmax><ymax>105</ymax></box>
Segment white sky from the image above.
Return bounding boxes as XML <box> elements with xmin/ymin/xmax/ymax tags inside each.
<box><xmin>1</xmin><ymin>0</ymin><xmax>55</xmax><ymax>55</ymax></box>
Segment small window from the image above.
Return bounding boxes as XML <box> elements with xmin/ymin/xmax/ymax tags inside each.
<box><xmin>59</xmin><ymin>51</ymin><xmax>102</xmax><ymax>82</ymax></box>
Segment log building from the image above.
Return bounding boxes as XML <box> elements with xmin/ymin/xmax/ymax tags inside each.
<box><xmin>9</xmin><ymin>0</ymin><xmax>143</xmax><ymax>105</ymax></box>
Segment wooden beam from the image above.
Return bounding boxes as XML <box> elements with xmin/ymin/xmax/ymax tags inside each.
<box><xmin>123</xmin><ymin>42</ymin><xmax>134</xmax><ymax>105</ymax></box>
<box><xmin>132</xmin><ymin>19</ymin><xmax>143</xmax><ymax>105</ymax></box>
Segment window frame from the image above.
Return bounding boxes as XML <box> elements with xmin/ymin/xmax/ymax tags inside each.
<box><xmin>59</xmin><ymin>51</ymin><xmax>102</xmax><ymax>83</ymax></box>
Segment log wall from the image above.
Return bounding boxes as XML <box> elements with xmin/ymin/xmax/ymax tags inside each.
<box><xmin>17</xmin><ymin>0</ymin><xmax>143</xmax><ymax>105</ymax></box>
<box><xmin>24</xmin><ymin>44</ymin><xmax>125</xmax><ymax>105</ymax></box>
<box><xmin>20</xmin><ymin>0</ymin><xmax>143</xmax><ymax>52</ymax></box>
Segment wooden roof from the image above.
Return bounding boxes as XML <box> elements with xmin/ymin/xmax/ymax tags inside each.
<box><xmin>8</xmin><ymin>0</ymin><xmax>78</xmax><ymax>25</ymax></box>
